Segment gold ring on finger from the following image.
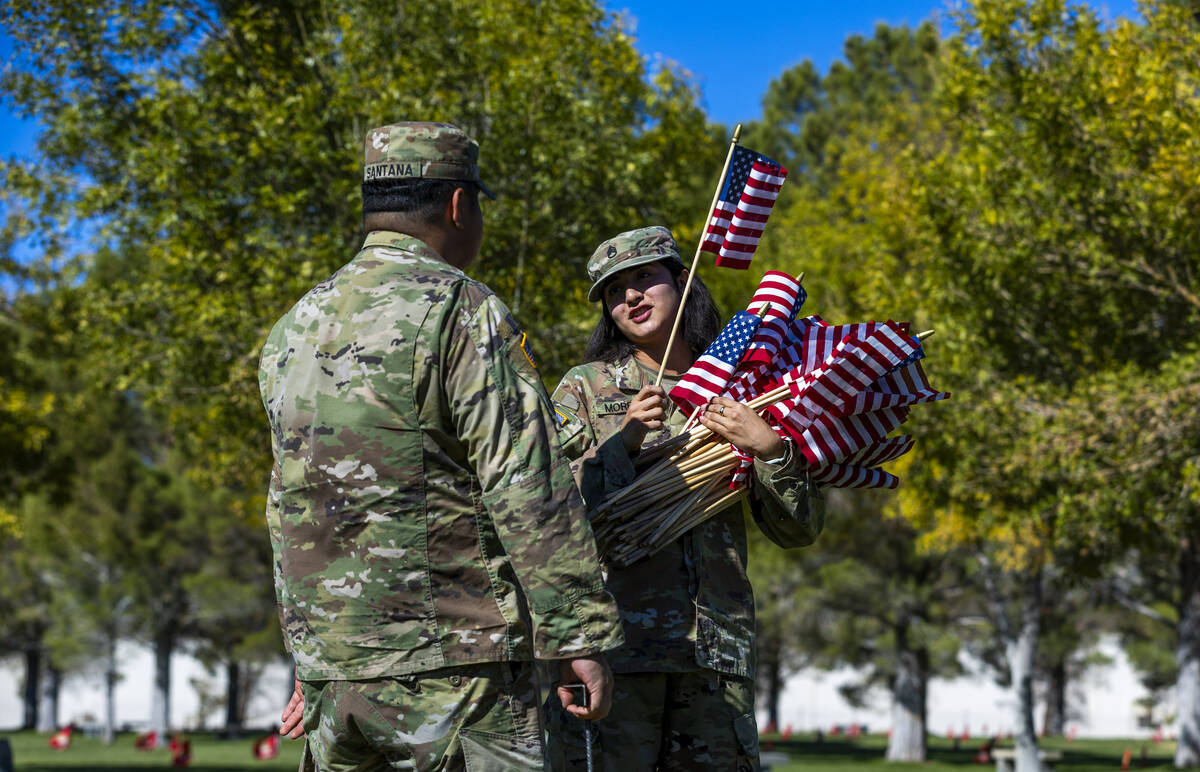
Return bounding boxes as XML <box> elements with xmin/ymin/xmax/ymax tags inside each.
<box><xmin>719</xmin><ymin>405</ymin><xmax>725</xmax><ymax>416</ymax></box>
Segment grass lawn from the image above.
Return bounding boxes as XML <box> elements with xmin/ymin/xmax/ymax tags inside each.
<box><xmin>0</xmin><ymin>729</ymin><xmax>1179</xmax><ymax>771</ymax></box>
<box><xmin>0</xmin><ymin>730</ymin><xmax>303</xmax><ymax>771</ymax></box>
<box><xmin>761</xmin><ymin>733</ymin><xmax>1180</xmax><ymax>772</ymax></box>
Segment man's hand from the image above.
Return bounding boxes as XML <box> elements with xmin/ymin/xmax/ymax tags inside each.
<box><xmin>700</xmin><ymin>397</ymin><xmax>787</xmax><ymax>461</ymax></box>
<box><xmin>279</xmin><ymin>677</ymin><xmax>305</xmax><ymax>738</ymax></box>
<box><xmin>620</xmin><ymin>385</ymin><xmax>668</xmax><ymax>453</ymax></box>
<box><xmin>557</xmin><ymin>654</ymin><xmax>613</xmax><ymax>721</ymax></box>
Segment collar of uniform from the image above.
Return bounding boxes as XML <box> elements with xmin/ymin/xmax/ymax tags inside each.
<box><xmin>361</xmin><ymin>230</ymin><xmax>446</xmax><ymax>263</ymax></box>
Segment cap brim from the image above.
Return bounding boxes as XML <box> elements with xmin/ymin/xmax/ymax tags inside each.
<box><xmin>586</xmin><ymin>252</ymin><xmax>677</xmax><ymax>302</ymax></box>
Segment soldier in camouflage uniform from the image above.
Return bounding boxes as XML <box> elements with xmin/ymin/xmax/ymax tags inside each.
<box><xmin>545</xmin><ymin>226</ymin><xmax>825</xmax><ymax>771</ymax></box>
<box><xmin>259</xmin><ymin>122</ymin><xmax>623</xmax><ymax>771</ymax></box>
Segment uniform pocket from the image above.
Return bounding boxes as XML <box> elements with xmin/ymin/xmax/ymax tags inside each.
<box><xmin>734</xmin><ymin>712</ymin><xmax>762</xmax><ymax>771</ymax></box>
<box><xmin>459</xmin><ymin>726</ymin><xmax>544</xmax><ymax>771</ymax></box>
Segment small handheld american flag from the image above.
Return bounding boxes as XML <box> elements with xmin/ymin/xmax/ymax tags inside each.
<box><xmin>699</xmin><ymin>145</ymin><xmax>788</xmax><ymax>270</ymax></box>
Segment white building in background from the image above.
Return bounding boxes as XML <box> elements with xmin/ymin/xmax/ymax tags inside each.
<box><xmin>0</xmin><ymin>635</ymin><xmax>1174</xmax><ymax>738</ymax></box>
<box><xmin>765</xmin><ymin>636</ymin><xmax>1173</xmax><ymax>739</ymax></box>
<box><xmin>0</xmin><ymin>643</ymin><xmax>294</xmax><ymax>731</ymax></box>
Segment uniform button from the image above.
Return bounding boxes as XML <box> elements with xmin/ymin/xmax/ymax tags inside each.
<box><xmin>449</xmin><ymin>675</ymin><xmax>462</xmax><ymax>687</ymax></box>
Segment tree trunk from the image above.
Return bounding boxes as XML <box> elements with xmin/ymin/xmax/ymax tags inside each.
<box><xmin>1175</xmin><ymin>538</ymin><xmax>1200</xmax><ymax>769</ymax></box>
<box><xmin>1008</xmin><ymin>572</ymin><xmax>1043</xmax><ymax>772</ymax></box>
<box><xmin>22</xmin><ymin>647</ymin><xmax>39</xmax><ymax>730</ymax></box>
<box><xmin>35</xmin><ymin>664</ymin><xmax>60</xmax><ymax>732</ymax></box>
<box><xmin>103</xmin><ymin>632</ymin><xmax>118</xmax><ymax>744</ymax></box>
<box><xmin>764</xmin><ymin>645</ymin><xmax>783</xmax><ymax>731</ymax></box>
<box><xmin>149</xmin><ymin>624</ymin><xmax>175</xmax><ymax>745</ymax></box>
<box><xmin>224</xmin><ymin>659</ymin><xmax>241</xmax><ymax>735</ymax></box>
<box><xmin>886</xmin><ymin>621</ymin><xmax>928</xmax><ymax>762</ymax></box>
<box><xmin>1042</xmin><ymin>658</ymin><xmax>1066</xmax><ymax>737</ymax></box>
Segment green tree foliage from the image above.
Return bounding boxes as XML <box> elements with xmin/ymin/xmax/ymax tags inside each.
<box><xmin>901</xmin><ymin>1</ymin><xmax>1200</xmax><ymax>767</ymax></box>
<box><xmin>750</xmin><ymin>490</ymin><xmax>967</xmax><ymax>762</ymax></box>
<box><xmin>748</xmin><ymin>1</ymin><xmax>1198</xmax><ymax>766</ymax></box>
<box><xmin>0</xmin><ymin>274</ymin><xmax>275</xmax><ymax>738</ymax></box>
<box><xmin>741</xmin><ymin>23</ymin><xmax>959</xmax><ymax>762</ymax></box>
<box><xmin>923</xmin><ymin>0</ymin><xmax>1199</xmax><ymax>381</ymax></box>
<box><xmin>744</xmin><ymin>21</ymin><xmax>940</xmax><ymax>188</ymax></box>
<box><xmin>183</xmin><ymin>483</ymin><xmax>279</xmax><ymax>732</ymax></box>
<box><xmin>0</xmin><ymin>0</ymin><xmax>721</xmax><ymax>495</ymax></box>
<box><xmin>0</xmin><ymin>286</ymin><xmax>91</xmax><ymax>730</ymax></box>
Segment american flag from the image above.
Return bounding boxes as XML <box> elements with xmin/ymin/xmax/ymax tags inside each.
<box><xmin>844</xmin><ymin>435</ymin><xmax>915</xmax><ymax>467</ymax></box>
<box><xmin>887</xmin><ymin>341</ymin><xmax>925</xmax><ymax>373</ymax></box>
<box><xmin>810</xmin><ymin>464</ymin><xmax>900</xmax><ymax>489</ymax></box>
<box><xmin>797</xmin><ymin>320</ymin><xmax>910</xmax><ymax>373</ymax></box>
<box><xmin>756</xmin><ymin>323</ymin><xmax>922</xmax><ymax>468</ymax></box>
<box><xmin>843</xmin><ymin>361</ymin><xmax>950</xmax><ymax>416</ymax></box>
<box><xmin>742</xmin><ymin>271</ymin><xmax>806</xmax><ymax>367</ymax></box>
<box><xmin>785</xmin><ymin>407</ymin><xmax>910</xmax><ymax>468</ymax></box>
<box><xmin>669</xmin><ymin>310</ymin><xmax>762</xmax><ymax>416</ymax></box>
<box><xmin>700</xmin><ymin>145</ymin><xmax>788</xmax><ymax>269</ymax></box>
<box><xmin>789</xmin><ymin>324</ymin><xmax>919</xmax><ymax>418</ymax></box>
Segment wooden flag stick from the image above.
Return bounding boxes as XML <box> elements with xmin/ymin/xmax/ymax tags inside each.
<box><xmin>608</xmin><ymin>460</ymin><xmax>726</xmax><ymax>517</ymax></box>
<box><xmin>646</xmin><ymin>477</ymin><xmax>724</xmax><ymax>543</ymax></box>
<box><xmin>625</xmin><ymin>485</ymin><xmax>749</xmax><ymax>564</ymax></box>
<box><xmin>747</xmin><ymin>383</ymin><xmax>791</xmax><ymax>409</ymax></box>
<box><xmin>596</xmin><ymin>424</ymin><xmax>724</xmax><ymax>511</ymax></box>
<box><xmin>599</xmin><ymin>385</ymin><xmax>791</xmax><ymax>515</ymax></box>
<box><xmin>654</xmin><ymin>123</ymin><xmax>743</xmax><ymax>387</ymax></box>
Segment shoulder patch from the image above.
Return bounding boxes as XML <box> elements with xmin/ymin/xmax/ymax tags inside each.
<box><xmin>519</xmin><ymin>332</ymin><xmax>537</xmax><ymax>370</ymax></box>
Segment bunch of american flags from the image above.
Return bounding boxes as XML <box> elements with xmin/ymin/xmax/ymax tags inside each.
<box><xmin>588</xmin><ymin>141</ymin><xmax>950</xmax><ymax>566</ymax></box>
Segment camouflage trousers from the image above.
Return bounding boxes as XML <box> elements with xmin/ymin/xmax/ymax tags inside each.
<box><xmin>299</xmin><ymin>661</ymin><xmax>544</xmax><ymax>771</ymax></box>
<box><xmin>544</xmin><ymin>670</ymin><xmax>760</xmax><ymax>771</ymax></box>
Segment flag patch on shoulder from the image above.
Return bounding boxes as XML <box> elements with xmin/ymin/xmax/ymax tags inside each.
<box><xmin>519</xmin><ymin>332</ymin><xmax>537</xmax><ymax>370</ymax></box>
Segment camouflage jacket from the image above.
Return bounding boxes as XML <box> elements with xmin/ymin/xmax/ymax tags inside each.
<box><xmin>259</xmin><ymin>231</ymin><xmax>623</xmax><ymax>681</ymax></box>
<box><xmin>551</xmin><ymin>356</ymin><xmax>824</xmax><ymax>680</ymax></box>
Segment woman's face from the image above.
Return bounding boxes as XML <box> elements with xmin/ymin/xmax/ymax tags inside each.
<box><xmin>602</xmin><ymin>261</ymin><xmax>687</xmax><ymax>351</ymax></box>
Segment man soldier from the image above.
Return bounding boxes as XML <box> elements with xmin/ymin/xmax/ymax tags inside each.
<box><xmin>259</xmin><ymin>121</ymin><xmax>622</xmax><ymax>770</ymax></box>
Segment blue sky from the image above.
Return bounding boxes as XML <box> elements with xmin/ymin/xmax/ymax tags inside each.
<box><xmin>0</xmin><ymin>1</ymin><xmax>1141</xmax><ymax>162</ymax></box>
<box><xmin>608</xmin><ymin>0</ymin><xmax>956</xmax><ymax>126</ymax></box>
<box><xmin>607</xmin><ymin>0</ymin><xmax>1140</xmax><ymax>127</ymax></box>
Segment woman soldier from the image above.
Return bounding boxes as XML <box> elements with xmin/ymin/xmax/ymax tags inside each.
<box><xmin>546</xmin><ymin>226</ymin><xmax>825</xmax><ymax>770</ymax></box>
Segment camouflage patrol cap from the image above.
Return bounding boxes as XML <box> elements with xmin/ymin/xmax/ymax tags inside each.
<box><xmin>586</xmin><ymin>226</ymin><xmax>681</xmax><ymax>301</ymax></box>
<box><xmin>363</xmin><ymin>121</ymin><xmax>496</xmax><ymax>199</ymax></box>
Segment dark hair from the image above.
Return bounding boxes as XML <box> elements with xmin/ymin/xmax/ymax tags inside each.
<box><xmin>362</xmin><ymin>178</ymin><xmax>477</xmax><ymax>223</ymax></box>
<box><xmin>583</xmin><ymin>258</ymin><xmax>723</xmax><ymax>364</ymax></box>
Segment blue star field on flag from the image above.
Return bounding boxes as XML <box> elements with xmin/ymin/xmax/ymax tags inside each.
<box><xmin>669</xmin><ymin>310</ymin><xmax>763</xmax><ymax>414</ymax></box>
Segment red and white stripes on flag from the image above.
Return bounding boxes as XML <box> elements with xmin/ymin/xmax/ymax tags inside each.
<box><xmin>700</xmin><ymin>145</ymin><xmax>788</xmax><ymax>270</ymax></box>
<box><xmin>810</xmin><ymin>464</ymin><xmax>900</xmax><ymax>489</ymax></box>
<box><xmin>725</xmin><ymin>311</ymin><xmax>821</xmax><ymax>404</ymax></box>
<box><xmin>787</xmin><ymin>325</ymin><xmax>919</xmax><ymax>419</ymax></box>
<box><xmin>844</xmin><ymin>435</ymin><xmax>915</xmax><ymax>467</ymax></box>
<box><xmin>788</xmin><ymin>407</ymin><xmax>911</xmax><ymax>468</ymax></box>
<box><xmin>797</xmin><ymin>320</ymin><xmax>912</xmax><ymax>374</ymax></box>
<box><xmin>742</xmin><ymin>271</ymin><xmax>806</xmax><ymax>367</ymax></box>
<box><xmin>843</xmin><ymin>363</ymin><xmax>951</xmax><ymax>415</ymax></box>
